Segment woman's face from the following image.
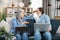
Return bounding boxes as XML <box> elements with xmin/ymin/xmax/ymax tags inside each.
<box><xmin>17</xmin><ymin>9</ymin><xmax>25</xmax><ymax>19</ymax></box>
<box><xmin>20</xmin><ymin>12</ymin><xmax>25</xmax><ymax>18</ymax></box>
<box><xmin>36</xmin><ymin>9</ymin><xmax>42</xmax><ymax>15</ymax></box>
<box><xmin>18</xmin><ymin>13</ymin><xmax>25</xmax><ymax>19</ymax></box>
<box><xmin>33</xmin><ymin>9</ymin><xmax>39</xmax><ymax>14</ymax></box>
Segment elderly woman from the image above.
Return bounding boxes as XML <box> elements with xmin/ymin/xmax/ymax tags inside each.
<box><xmin>11</xmin><ymin>9</ymin><xmax>29</xmax><ymax>40</ymax></box>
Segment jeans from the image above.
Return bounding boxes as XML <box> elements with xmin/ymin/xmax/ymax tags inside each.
<box><xmin>15</xmin><ymin>33</ymin><xmax>28</xmax><ymax>40</ymax></box>
<box><xmin>34</xmin><ymin>31</ymin><xmax>51</xmax><ymax>40</ymax></box>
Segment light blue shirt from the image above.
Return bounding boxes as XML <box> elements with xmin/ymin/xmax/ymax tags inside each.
<box><xmin>11</xmin><ymin>17</ymin><xmax>27</xmax><ymax>33</ymax></box>
<box><xmin>35</xmin><ymin>13</ymin><xmax>52</xmax><ymax>30</ymax></box>
<box><xmin>37</xmin><ymin>14</ymin><xmax>50</xmax><ymax>24</ymax></box>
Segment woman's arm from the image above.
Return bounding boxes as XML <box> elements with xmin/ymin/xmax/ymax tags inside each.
<box><xmin>45</xmin><ymin>15</ymin><xmax>52</xmax><ymax>31</ymax></box>
<box><xmin>21</xmin><ymin>21</ymin><xmax>29</xmax><ymax>24</ymax></box>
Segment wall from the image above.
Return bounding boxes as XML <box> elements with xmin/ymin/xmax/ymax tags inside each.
<box><xmin>56</xmin><ymin>1</ymin><xmax>60</xmax><ymax>16</ymax></box>
<box><xmin>49</xmin><ymin>0</ymin><xmax>60</xmax><ymax>19</ymax></box>
<box><xmin>29</xmin><ymin>0</ymin><xmax>43</xmax><ymax>11</ymax></box>
<box><xmin>43</xmin><ymin>0</ymin><xmax>60</xmax><ymax>19</ymax></box>
<box><xmin>50</xmin><ymin>0</ymin><xmax>56</xmax><ymax>19</ymax></box>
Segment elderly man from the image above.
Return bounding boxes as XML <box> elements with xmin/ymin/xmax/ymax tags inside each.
<box><xmin>11</xmin><ymin>9</ymin><xmax>29</xmax><ymax>40</ymax></box>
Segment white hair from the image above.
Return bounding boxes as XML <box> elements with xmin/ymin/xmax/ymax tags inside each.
<box><xmin>16</xmin><ymin>9</ymin><xmax>24</xmax><ymax>19</ymax></box>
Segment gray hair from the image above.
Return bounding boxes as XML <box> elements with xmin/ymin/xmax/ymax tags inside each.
<box><xmin>16</xmin><ymin>9</ymin><xmax>24</xmax><ymax>19</ymax></box>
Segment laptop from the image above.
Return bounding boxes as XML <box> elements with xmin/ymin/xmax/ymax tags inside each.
<box><xmin>34</xmin><ymin>23</ymin><xmax>50</xmax><ymax>32</ymax></box>
<box><xmin>56</xmin><ymin>26</ymin><xmax>60</xmax><ymax>35</ymax></box>
<box><xmin>15</xmin><ymin>27</ymin><xmax>28</xmax><ymax>33</ymax></box>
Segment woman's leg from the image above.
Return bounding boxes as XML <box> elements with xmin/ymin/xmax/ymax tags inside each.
<box><xmin>34</xmin><ymin>31</ymin><xmax>41</xmax><ymax>40</ymax></box>
<box><xmin>15</xmin><ymin>33</ymin><xmax>21</xmax><ymax>40</ymax></box>
<box><xmin>43</xmin><ymin>32</ymin><xmax>52</xmax><ymax>40</ymax></box>
<box><xmin>22</xmin><ymin>32</ymin><xmax>28</xmax><ymax>40</ymax></box>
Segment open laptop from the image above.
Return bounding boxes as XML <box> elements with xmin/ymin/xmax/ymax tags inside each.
<box><xmin>34</xmin><ymin>23</ymin><xmax>50</xmax><ymax>32</ymax></box>
<box><xmin>15</xmin><ymin>27</ymin><xmax>28</xmax><ymax>33</ymax></box>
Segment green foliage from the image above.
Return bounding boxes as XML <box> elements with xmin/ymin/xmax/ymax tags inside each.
<box><xmin>0</xmin><ymin>13</ymin><xmax>6</xmax><ymax>22</ymax></box>
<box><xmin>0</xmin><ymin>13</ymin><xmax>2</xmax><ymax>22</ymax></box>
<box><xmin>2</xmin><ymin>13</ymin><xmax>6</xmax><ymax>20</ymax></box>
<box><xmin>0</xmin><ymin>12</ymin><xmax>7</xmax><ymax>36</ymax></box>
<box><xmin>0</xmin><ymin>27</ymin><xmax>7</xmax><ymax>36</ymax></box>
<box><xmin>0</xmin><ymin>9</ymin><xmax>7</xmax><ymax>36</ymax></box>
<box><xmin>0</xmin><ymin>9</ymin><xmax>6</xmax><ymax>22</ymax></box>
<box><xmin>28</xmin><ymin>2</ymin><xmax>31</xmax><ymax>6</ymax></box>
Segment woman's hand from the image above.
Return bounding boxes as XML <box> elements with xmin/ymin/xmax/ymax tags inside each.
<box><xmin>47</xmin><ymin>27</ymin><xmax>52</xmax><ymax>32</ymax></box>
<box><xmin>22</xmin><ymin>21</ymin><xmax>29</xmax><ymax>24</ymax></box>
